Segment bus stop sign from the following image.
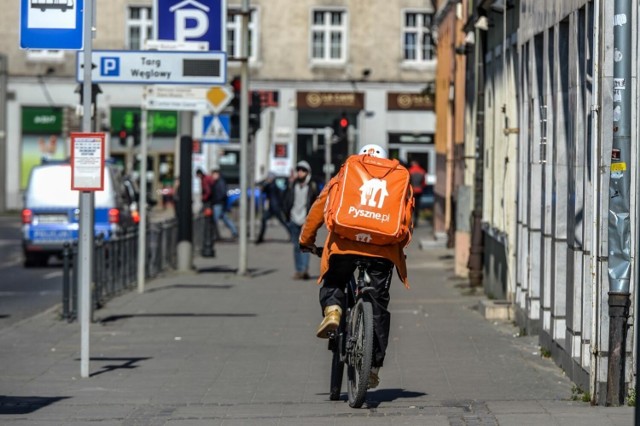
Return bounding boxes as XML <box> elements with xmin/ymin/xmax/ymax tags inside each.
<box><xmin>20</xmin><ymin>0</ymin><xmax>84</xmax><ymax>50</ymax></box>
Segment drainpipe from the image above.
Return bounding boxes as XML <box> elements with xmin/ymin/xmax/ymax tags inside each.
<box><xmin>589</xmin><ymin>0</ymin><xmax>601</xmax><ymax>405</ymax></box>
<box><xmin>468</xmin><ymin>7</ymin><xmax>487</xmax><ymax>288</ymax></box>
<box><xmin>606</xmin><ymin>0</ymin><xmax>632</xmax><ymax>406</ymax></box>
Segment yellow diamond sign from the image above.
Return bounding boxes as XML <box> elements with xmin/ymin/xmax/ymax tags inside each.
<box><xmin>207</xmin><ymin>86</ymin><xmax>233</xmax><ymax>114</ymax></box>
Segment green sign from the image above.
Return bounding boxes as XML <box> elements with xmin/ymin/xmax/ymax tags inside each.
<box><xmin>110</xmin><ymin>108</ymin><xmax>177</xmax><ymax>136</ymax></box>
<box><xmin>22</xmin><ymin>107</ymin><xmax>63</xmax><ymax>134</ymax></box>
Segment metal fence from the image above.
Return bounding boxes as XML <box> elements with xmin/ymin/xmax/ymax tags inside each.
<box><xmin>61</xmin><ymin>217</ymin><xmax>179</xmax><ymax>322</ymax></box>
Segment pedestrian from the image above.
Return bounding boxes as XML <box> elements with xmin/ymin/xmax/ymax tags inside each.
<box><xmin>196</xmin><ymin>168</ymin><xmax>216</xmax><ymax>245</ymax></box>
<box><xmin>210</xmin><ymin>168</ymin><xmax>239</xmax><ymax>240</ymax></box>
<box><xmin>299</xmin><ymin>144</ymin><xmax>414</xmax><ymax>389</ymax></box>
<box><xmin>172</xmin><ymin>177</ymin><xmax>180</xmax><ymax>220</ymax></box>
<box><xmin>256</xmin><ymin>172</ymin><xmax>289</xmax><ymax>244</ymax></box>
<box><xmin>283</xmin><ymin>160</ymin><xmax>319</xmax><ymax>280</ymax></box>
<box><xmin>408</xmin><ymin>159</ymin><xmax>427</xmax><ymax>227</ymax></box>
<box><xmin>195</xmin><ymin>168</ymin><xmax>214</xmax><ymax>210</ymax></box>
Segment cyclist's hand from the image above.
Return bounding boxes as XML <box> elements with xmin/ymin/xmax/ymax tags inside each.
<box><xmin>300</xmin><ymin>244</ymin><xmax>322</xmax><ymax>257</ymax></box>
<box><xmin>299</xmin><ymin>244</ymin><xmax>313</xmax><ymax>253</ymax></box>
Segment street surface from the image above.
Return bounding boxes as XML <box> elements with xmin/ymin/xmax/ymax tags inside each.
<box><xmin>0</xmin><ymin>215</ymin><xmax>64</xmax><ymax>328</ymax></box>
<box><xmin>0</xmin><ymin>220</ymin><xmax>633</xmax><ymax>425</ymax></box>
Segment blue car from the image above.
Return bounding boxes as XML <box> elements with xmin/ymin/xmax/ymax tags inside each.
<box><xmin>22</xmin><ymin>162</ymin><xmax>137</xmax><ymax>267</ymax></box>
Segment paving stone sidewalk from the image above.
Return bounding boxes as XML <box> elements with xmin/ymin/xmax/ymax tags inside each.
<box><xmin>0</xmin><ymin>222</ymin><xmax>633</xmax><ymax>425</ymax></box>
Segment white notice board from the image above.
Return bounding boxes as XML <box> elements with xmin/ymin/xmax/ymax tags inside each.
<box><xmin>71</xmin><ymin>132</ymin><xmax>105</xmax><ymax>191</ymax></box>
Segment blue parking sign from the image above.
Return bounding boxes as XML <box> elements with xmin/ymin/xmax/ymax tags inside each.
<box><xmin>20</xmin><ymin>0</ymin><xmax>84</xmax><ymax>50</ymax></box>
<box><xmin>100</xmin><ymin>57</ymin><xmax>120</xmax><ymax>76</ymax></box>
<box><xmin>154</xmin><ymin>0</ymin><xmax>226</xmax><ymax>51</ymax></box>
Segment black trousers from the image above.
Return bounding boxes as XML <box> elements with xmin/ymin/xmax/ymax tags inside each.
<box><xmin>257</xmin><ymin>209</ymin><xmax>289</xmax><ymax>241</ymax></box>
<box><xmin>319</xmin><ymin>254</ymin><xmax>394</xmax><ymax>368</ymax></box>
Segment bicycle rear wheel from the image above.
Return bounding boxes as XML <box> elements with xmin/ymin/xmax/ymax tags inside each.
<box><xmin>347</xmin><ymin>299</ymin><xmax>373</xmax><ymax>408</ymax></box>
<box><xmin>329</xmin><ymin>320</ymin><xmax>345</xmax><ymax>400</ymax></box>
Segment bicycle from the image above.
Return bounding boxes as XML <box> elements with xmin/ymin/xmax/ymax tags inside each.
<box><xmin>305</xmin><ymin>245</ymin><xmax>376</xmax><ymax>408</ymax></box>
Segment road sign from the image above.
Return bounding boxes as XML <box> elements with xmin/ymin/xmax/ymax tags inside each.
<box><xmin>76</xmin><ymin>50</ymin><xmax>226</xmax><ymax>84</ymax></box>
<box><xmin>143</xmin><ymin>86</ymin><xmax>210</xmax><ymax>111</ymax></box>
<box><xmin>70</xmin><ymin>133</ymin><xmax>105</xmax><ymax>191</ymax></box>
<box><xmin>154</xmin><ymin>0</ymin><xmax>226</xmax><ymax>52</ymax></box>
<box><xmin>202</xmin><ymin>114</ymin><xmax>230</xmax><ymax>143</ymax></box>
<box><xmin>207</xmin><ymin>87</ymin><xmax>233</xmax><ymax>114</ymax></box>
<box><xmin>145</xmin><ymin>39</ymin><xmax>209</xmax><ymax>51</ymax></box>
<box><xmin>20</xmin><ymin>0</ymin><xmax>84</xmax><ymax>50</ymax></box>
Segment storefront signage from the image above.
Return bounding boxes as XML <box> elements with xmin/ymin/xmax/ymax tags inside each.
<box><xmin>22</xmin><ymin>107</ymin><xmax>63</xmax><ymax>134</ymax></box>
<box><xmin>111</xmin><ymin>108</ymin><xmax>178</xmax><ymax>136</ymax></box>
<box><xmin>297</xmin><ymin>91</ymin><xmax>364</xmax><ymax>110</ymax></box>
<box><xmin>387</xmin><ymin>92</ymin><xmax>434</xmax><ymax>111</ymax></box>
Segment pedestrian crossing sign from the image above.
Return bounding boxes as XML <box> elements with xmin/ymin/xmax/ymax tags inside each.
<box><xmin>202</xmin><ymin>114</ymin><xmax>230</xmax><ymax>143</ymax></box>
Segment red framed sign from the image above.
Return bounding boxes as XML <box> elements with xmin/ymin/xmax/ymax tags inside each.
<box><xmin>70</xmin><ymin>132</ymin><xmax>106</xmax><ymax>191</ymax></box>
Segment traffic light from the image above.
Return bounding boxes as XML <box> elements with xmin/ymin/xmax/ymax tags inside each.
<box><xmin>332</xmin><ymin>112</ymin><xmax>349</xmax><ymax>143</ymax></box>
<box><xmin>132</xmin><ymin>113</ymin><xmax>141</xmax><ymax>146</ymax></box>
<box><xmin>249</xmin><ymin>91</ymin><xmax>262</xmax><ymax>134</ymax></box>
<box><xmin>229</xmin><ymin>76</ymin><xmax>241</xmax><ymax>139</ymax></box>
<box><xmin>118</xmin><ymin>126</ymin><xmax>128</xmax><ymax>146</ymax></box>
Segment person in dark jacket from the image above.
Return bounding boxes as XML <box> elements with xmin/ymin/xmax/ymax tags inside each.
<box><xmin>283</xmin><ymin>160</ymin><xmax>319</xmax><ymax>279</ymax></box>
<box><xmin>211</xmin><ymin>169</ymin><xmax>238</xmax><ymax>240</ymax></box>
<box><xmin>256</xmin><ymin>172</ymin><xmax>289</xmax><ymax>244</ymax></box>
<box><xmin>408</xmin><ymin>160</ymin><xmax>427</xmax><ymax>227</ymax></box>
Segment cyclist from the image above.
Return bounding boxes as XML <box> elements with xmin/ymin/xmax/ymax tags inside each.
<box><xmin>299</xmin><ymin>144</ymin><xmax>413</xmax><ymax>389</ymax></box>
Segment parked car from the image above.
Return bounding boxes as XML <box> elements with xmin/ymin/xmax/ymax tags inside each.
<box><xmin>21</xmin><ymin>161</ymin><xmax>137</xmax><ymax>267</ymax></box>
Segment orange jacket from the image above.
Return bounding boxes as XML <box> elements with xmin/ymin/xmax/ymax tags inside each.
<box><xmin>299</xmin><ymin>173</ymin><xmax>412</xmax><ymax>289</ymax></box>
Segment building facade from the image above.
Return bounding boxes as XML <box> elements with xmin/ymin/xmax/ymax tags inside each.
<box><xmin>0</xmin><ymin>0</ymin><xmax>437</xmax><ymax>212</ymax></box>
<box><xmin>442</xmin><ymin>0</ymin><xmax>638</xmax><ymax>405</ymax></box>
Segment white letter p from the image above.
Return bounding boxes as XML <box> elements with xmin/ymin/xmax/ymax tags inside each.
<box><xmin>175</xmin><ymin>9</ymin><xmax>208</xmax><ymax>41</ymax></box>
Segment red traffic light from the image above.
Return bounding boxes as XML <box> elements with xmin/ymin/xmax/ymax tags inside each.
<box><xmin>231</xmin><ymin>76</ymin><xmax>241</xmax><ymax>93</ymax></box>
<box><xmin>119</xmin><ymin>130</ymin><xmax>127</xmax><ymax>139</ymax></box>
<box><xmin>339</xmin><ymin>117</ymin><xmax>349</xmax><ymax>128</ymax></box>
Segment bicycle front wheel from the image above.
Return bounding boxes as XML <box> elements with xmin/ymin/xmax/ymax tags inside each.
<box><xmin>347</xmin><ymin>299</ymin><xmax>374</xmax><ymax>408</ymax></box>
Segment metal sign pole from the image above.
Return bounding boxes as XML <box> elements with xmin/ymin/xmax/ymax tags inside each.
<box><xmin>237</xmin><ymin>0</ymin><xmax>250</xmax><ymax>275</ymax></box>
<box><xmin>79</xmin><ymin>0</ymin><xmax>94</xmax><ymax>379</ymax></box>
<box><xmin>137</xmin><ymin>107</ymin><xmax>148</xmax><ymax>292</ymax></box>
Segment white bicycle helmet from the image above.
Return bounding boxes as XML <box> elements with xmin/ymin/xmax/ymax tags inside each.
<box><xmin>359</xmin><ymin>144</ymin><xmax>388</xmax><ymax>159</ymax></box>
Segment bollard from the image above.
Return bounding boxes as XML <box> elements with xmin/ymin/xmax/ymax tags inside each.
<box><xmin>61</xmin><ymin>242</ymin><xmax>71</xmax><ymax>320</ymax></box>
<box><xmin>606</xmin><ymin>292</ymin><xmax>630</xmax><ymax>406</ymax></box>
<box><xmin>94</xmin><ymin>234</ymin><xmax>104</xmax><ymax>310</ymax></box>
<box><xmin>108</xmin><ymin>236</ymin><xmax>116</xmax><ymax>296</ymax></box>
<box><xmin>70</xmin><ymin>241</ymin><xmax>79</xmax><ymax>322</ymax></box>
<box><xmin>201</xmin><ymin>206</ymin><xmax>215</xmax><ymax>257</ymax></box>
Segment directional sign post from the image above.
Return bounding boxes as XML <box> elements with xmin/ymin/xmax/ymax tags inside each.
<box><xmin>76</xmin><ymin>50</ymin><xmax>227</xmax><ymax>85</ymax></box>
<box><xmin>20</xmin><ymin>0</ymin><xmax>84</xmax><ymax>50</ymax></box>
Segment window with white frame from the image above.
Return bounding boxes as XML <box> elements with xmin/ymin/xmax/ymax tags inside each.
<box><xmin>227</xmin><ymin>8</ymin><xmax>258</xmax><ymax>60</ymax></box>
<box><xmin>311</xmin><ymin>9</ymin><xmax>347</xmax><ymax>62</ymax></box>
<box><xmin>127</xmin><ymin>6</ymin><xmax>153</xmax><ymax>50</ymax></box>
<box><xmin>403</xmin><ymin>11</ymin><xmax>434</xmax><ymax>62</ymax></box>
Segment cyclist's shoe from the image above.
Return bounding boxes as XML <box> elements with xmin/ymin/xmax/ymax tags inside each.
<box><xmin>316</xmin><ymin>305</ymin><xmax>342</xmax><ymax>338</ymax></box>
<box><xmin>368</xmin><ymin>367</ymin><xmax>380</xmax><ymax>389</ymax></box>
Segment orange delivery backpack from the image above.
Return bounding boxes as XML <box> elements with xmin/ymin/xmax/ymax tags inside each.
<box><xmin>324</xmin><ymin>154</ymin><xmax>414</xmax><ymax>246</ymax></box>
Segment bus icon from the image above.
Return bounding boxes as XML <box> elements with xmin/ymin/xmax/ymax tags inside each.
<box><xmin>31</xmin><ymin>0</ymin><xmax>74</xmax><ymax>12</ymax></box>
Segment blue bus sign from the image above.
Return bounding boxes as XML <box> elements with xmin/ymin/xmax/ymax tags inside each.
<box><xmin>20</xmin><ymin>0</ymin><xmax>84</xmax><ymax>50</ymax></box>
